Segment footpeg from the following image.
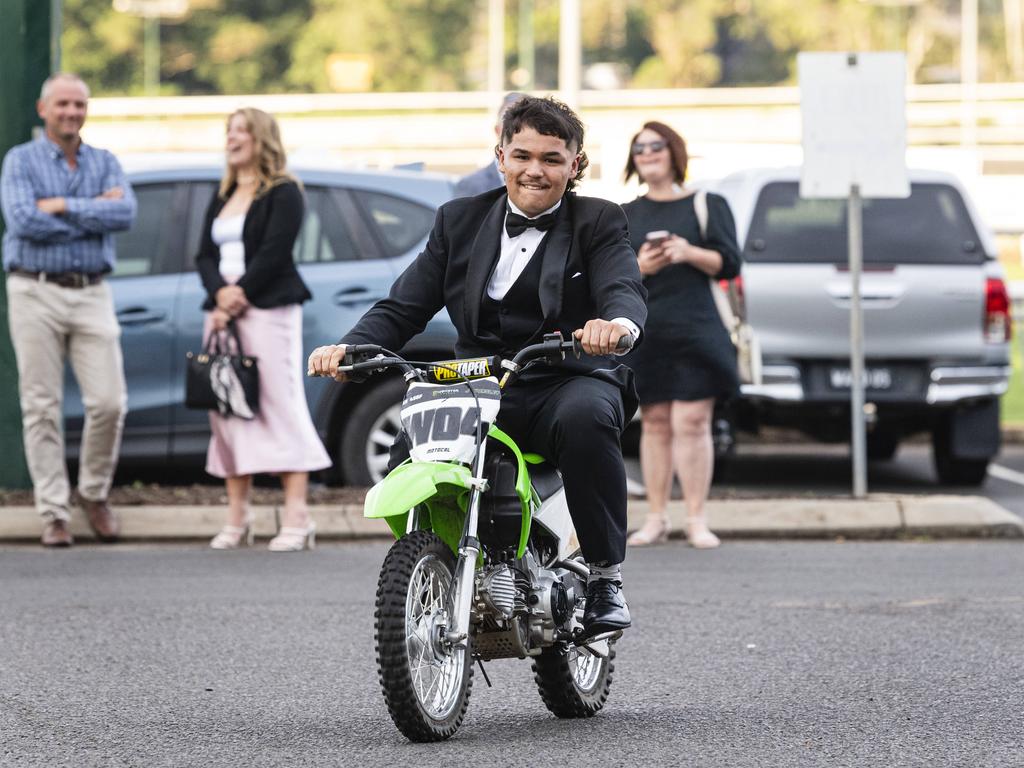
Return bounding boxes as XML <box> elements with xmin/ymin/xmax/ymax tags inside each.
<box><xmin>572</xmin><ymin>628</ymin><xmax>622</xmax><ymax>654</ymax></box>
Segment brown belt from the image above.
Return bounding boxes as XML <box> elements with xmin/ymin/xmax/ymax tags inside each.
<box><xmin>9</xmin><ymin>268</ymin><xmax>104</xmax><ymax>289</ymax></box>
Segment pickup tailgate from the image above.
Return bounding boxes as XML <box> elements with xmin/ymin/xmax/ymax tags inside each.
<box><xmin>746</xmin><ymin>263</ymin><xmax>985</xmax><ymax>359</ymax></box>
<box><xmin>743</xmin><ymin>181</ymin><xmax>988</xmax><ymax>362</ymax></box>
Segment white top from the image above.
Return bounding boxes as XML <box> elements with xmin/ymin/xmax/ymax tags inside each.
<box><xmin>212</xmin><ymin>214</ymin><xmax>246</xmax><ymax>279</ymax></box>
<box><xmin>487</xmin><ymin>198</ymin><xmax>639</xmax><ymax>347</ymax></box>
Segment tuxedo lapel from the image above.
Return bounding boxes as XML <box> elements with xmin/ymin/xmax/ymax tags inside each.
<box><xmin>538</xmin><ymin>196</ymin><xmax>572</xmax><ymax>323</ymax></box>
<box><xmin>463</xmin><ymin>193</ymin><xmax>508</xmax><ymax>336</ymax></box>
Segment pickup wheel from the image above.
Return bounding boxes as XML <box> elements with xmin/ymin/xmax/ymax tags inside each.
<box><xmin>338</xmin><ymin>377</ymin><xmax>406</xmax><ymax>486</ymax></box>
<box><xmin>932</xmin><ymin>427</ymin><xmax>989</xmax><ymax>486</ymax></box>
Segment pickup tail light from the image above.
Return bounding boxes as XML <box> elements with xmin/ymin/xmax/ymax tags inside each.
<box><xmin>984</xmin><ymin>277</ymin><xmax>1012</xmax><ymax>343</ymax></box>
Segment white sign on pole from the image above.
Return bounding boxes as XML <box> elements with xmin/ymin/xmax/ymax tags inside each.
<box><xmin>112</xmin><ymin>0</ymin><xmax>188</xmax><ymax>18</ymax></box>
<box><xmin>799</xmin><ymin>52</ymin><xmax>910</xmax><ymax>200</ymax></box>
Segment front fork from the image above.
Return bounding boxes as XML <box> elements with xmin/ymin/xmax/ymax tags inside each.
<box><xmin>445</xmin><ymin>440</ymin><xmax>489</xmax><ymax>647</ymax></box>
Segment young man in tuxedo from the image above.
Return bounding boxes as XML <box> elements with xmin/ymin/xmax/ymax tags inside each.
<box><xmin>309</xmin><ymin>96</ymin><xmax>646</xmax><ymax>638</ymax></box>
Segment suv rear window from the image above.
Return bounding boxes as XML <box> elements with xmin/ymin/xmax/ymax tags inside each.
<box><xmin>744</xmin><ymin>182</ymin><xmax>984</xmax><ymax>265</ymax></box>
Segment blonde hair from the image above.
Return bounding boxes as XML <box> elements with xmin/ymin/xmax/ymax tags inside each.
<box><xmin>219</xmin><ymin>107</ymin><xmax>297</xmax><ymax>199</ymax></box>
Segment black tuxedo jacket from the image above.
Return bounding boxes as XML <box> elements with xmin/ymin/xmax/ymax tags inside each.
<box><xmin>339</xmin><ymin>187</ymin><xmax>647</xmax><ymax>406</ymax></box>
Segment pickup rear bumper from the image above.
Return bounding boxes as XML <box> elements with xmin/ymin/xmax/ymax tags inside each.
<box><xmin>741</xmin><ymin>364</ymin><xmax>1012</xmax><ymax>405</ymax></box>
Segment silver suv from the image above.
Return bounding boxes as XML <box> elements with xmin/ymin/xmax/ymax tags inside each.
<box><xmin>715</xmin><ymin>167</ymin><xmax>1013</xmax><ymax>485</ymax></box>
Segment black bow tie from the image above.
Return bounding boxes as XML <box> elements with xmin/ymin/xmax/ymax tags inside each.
<box><xmin>505</xmin><ymin>209</ymin><xmax>557</xmax><ymax>238</ymax></box>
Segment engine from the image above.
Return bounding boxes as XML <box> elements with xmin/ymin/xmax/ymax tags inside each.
<box><xmin>472</xmin><ymin>553</ymin><xmax>581</xmax><ymax>659</ymax></box>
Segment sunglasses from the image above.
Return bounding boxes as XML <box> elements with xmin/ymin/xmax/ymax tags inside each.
<box><xmin>631</xmin><ymin>140</ymin><xmax>668</xmax><ymax>155</ymax></box>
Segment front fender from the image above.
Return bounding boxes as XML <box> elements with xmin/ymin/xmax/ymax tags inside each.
<box><xmin>364</xmin><ymin>461</ymin><xmax>474</xmax><ymax>546</ymax></box>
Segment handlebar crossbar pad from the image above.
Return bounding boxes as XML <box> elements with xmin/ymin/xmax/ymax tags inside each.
<box><xmin>424</xmin><ymin>356</ymin><xmax>503</xmax><ymax>384</ymax></box>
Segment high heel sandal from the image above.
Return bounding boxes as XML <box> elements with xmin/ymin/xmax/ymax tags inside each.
<box><xmin>627</xmin><ymin>514</ymin><xmax>671</xmax><ymax>546</ymax></box>
<box><xmin>268</xmin><ymin>521</ymin><xmax>316</xmax><ymax>552</ymax></box>
<box><xmin>210</xmin><ymin>519</ymin><xmax>255</xmax><ymax>550</ymax></box>
<box><xmin>686</xmin><ymin>515</ymin><xmax>721</xmax><ymax>549</ymax></box>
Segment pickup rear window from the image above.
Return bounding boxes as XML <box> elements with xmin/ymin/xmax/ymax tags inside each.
<box><xmin>744</xmin><ymin>182</ymin><xmax>985</xmax><ymax>265</ymax></box>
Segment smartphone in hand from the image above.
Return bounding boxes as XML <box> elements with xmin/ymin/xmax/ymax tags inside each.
<box><xmin>645</xmin><ymin>230</ymin><xmax>670</xmax><ymax>247</ymax></box>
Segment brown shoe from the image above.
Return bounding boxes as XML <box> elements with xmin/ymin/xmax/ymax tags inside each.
<box><xmin>81</xmin><ymin>498</ymin><xmax>121</xmax><ymax>542</ymax></box>
<box><xmin>42</xmin><ymin>519</ymin><xmax>74</xmax><ymax>547</ymax></box>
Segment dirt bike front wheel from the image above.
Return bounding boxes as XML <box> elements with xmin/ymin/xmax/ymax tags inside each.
<box><xmin>532</xmin><ymin>639</ymin><xmax>615</xmax><ymax>718</ymax></box>
<box><xmin>375</xmin><ymin>530</ymin><xmax>473</xmax><ymax>742</ymax></box>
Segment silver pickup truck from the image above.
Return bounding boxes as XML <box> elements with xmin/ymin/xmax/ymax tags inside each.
<box><xmin>715</xmin><ymin>167</ymin><xmax>1013</xmax><ymax>485</ymax></box>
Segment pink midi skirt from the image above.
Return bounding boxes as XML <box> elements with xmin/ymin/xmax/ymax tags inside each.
<box><xmin>204</xmin><ymin>304</ymin><xmax>331</xmax><ymax>478</ymax></box>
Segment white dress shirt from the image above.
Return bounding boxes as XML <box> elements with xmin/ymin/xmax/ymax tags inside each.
<box><xmin>487</xmin><ymin>198</ymin><xmax>640</xmax><ymax>348</ymax></box>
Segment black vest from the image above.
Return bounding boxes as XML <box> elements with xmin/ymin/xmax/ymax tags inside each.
<box><xmin>477</xmin><ymin>235</ymin><xmax>549</xmax><ymax>358</ymax></box>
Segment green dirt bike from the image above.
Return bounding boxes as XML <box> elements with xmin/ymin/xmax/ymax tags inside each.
<box><xmin>328</xmin><ymin>332</ymin><xmax>630</xmax><ymax>742</ymax></box>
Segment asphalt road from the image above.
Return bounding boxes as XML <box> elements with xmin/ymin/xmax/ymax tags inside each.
<box><xmin>2</xmin><ymin>541</ymin><xmax>1022</xmax><ymax>767</ymax></box>
<box><xmin>624</xmin><ymin>443</ymin><xmax>1024</xmax><ymax>519</ymax></box>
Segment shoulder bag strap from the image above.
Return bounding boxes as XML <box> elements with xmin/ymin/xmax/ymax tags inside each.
<box><xmin>696</xmin><ymin>188</ymin><xmax>735</xmax><ymax>331</ymax></box>
<box><xmin>693</xmin><ymin>188</ymin><xmax>709</xmax><ymax>242</ymax></box>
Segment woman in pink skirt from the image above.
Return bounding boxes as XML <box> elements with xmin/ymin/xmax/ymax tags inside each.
<box><xmin>195</xmin><ymin>107</ymin><xmax>330</xmax><ymax>551</ymax></box>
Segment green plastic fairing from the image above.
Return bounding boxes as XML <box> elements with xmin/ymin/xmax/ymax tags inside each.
<box><xmin>363</xmin><ymin>462</ymin><xmax>474</xmax><ymax>550</ymax></box>
<box><xmin>362</xmin><ymin>429</ymin><xmax>539</xmax><ymax>559</ymax></box>
<box><xmin>486</xmin><ymin>425</ymin><xmax>533</xmax><ymax>558</ymax></box>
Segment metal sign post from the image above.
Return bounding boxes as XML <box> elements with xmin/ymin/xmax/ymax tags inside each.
<box><xmin>848</xmin><ymin>184</ymin><xmax>866</xmax><ymax>497</ymax></box>
<box><xmin>799</xmin><ymin>52</ymin><xmax>909</xmax><ymax>499</ymax></box>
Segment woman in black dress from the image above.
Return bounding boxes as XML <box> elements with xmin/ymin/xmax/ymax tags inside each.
<box><xmin>622</xmin><ymin>122</ymin><xmax>741</xmax><ymax>549</ymax></box>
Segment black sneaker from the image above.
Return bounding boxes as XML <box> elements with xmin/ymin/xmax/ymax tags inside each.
<box><xmin>581</xmin><ymin>579</ymin><xmax>631</xmax><ymax>638</ymax></box>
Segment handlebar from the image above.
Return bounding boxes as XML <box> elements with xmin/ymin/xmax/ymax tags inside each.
<box><xmin>309</xmin><ymin>330</ymin><xmax>634</xmax><ymax>385</ymax></box>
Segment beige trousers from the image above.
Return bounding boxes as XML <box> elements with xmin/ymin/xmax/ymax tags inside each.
<box><xmin>6</xmin><ymin>275</ymin><xmax>127</xmax><ymax>521</ymax></box>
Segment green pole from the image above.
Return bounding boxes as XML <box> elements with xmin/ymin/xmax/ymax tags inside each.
<box><xmin>0</xmin><ymin>0</ymin><xmax>53</xmax><ymax>489</ymax></box>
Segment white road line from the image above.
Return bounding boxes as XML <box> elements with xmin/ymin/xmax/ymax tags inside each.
<box><xmin>988</xmin><ymin>463</ymin><xmax>1024</xmax><ymax>486</ymax></box>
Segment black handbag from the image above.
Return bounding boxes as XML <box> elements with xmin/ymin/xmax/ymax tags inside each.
<box><xmin>185</xmin><ymin>322</ymin><xmax>260</xmax><ymax>419</ymax></box>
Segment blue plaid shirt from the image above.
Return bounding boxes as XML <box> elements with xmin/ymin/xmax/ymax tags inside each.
<box><xmin>1</xmin><ymin>135</ymin><xmax>137</xmax><ymax>274</ymax></box>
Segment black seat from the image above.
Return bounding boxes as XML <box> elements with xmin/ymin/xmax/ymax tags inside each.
<box><xmin>529</xmin><ymin>462</ymin><xmax>562</xmax><ymax>502</ymax></box>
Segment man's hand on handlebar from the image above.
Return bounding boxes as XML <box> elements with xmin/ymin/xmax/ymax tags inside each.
<box><xmin>573</xmin><ymin>319</ymin><xmax>632</xmax><ymax>356</ymax></box>
<box><xmin>307</xmin><ymin>344</ymin><xmax>349</xmax><ymax>381</ymax></box>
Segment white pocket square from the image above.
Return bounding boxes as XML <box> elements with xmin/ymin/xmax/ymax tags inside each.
<box><xmin>571</xmin><ymin>272</ymin><xmax>582</xmax><ymax>279</ymax></box>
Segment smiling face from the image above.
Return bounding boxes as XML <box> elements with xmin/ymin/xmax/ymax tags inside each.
<box><xmin>225</xmin><ymin>113</ymin><xmax>257</xmax><ymax>172</ymax></box>
<box><xmin>37</xmin><ymin>78</ymin><xmax>88</xmax><ymax>145</ymax></box>
<box><xmin>630</xmin><ymin>128</ymin><xmax>673</xmax><ymax>186</ymax></box>
<box><xmin>498</xmin><ymin>126</ymin><xmax>580</xmax><ymax>217</ymax></box>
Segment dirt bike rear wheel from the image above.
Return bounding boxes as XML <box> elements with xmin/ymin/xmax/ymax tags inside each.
<box><xmin>532</xmin><ymin>639</ymin><xmax>615</xmax><ymax>718</ymax></box>
<box><xmin>375</xmin><ymin>530</ymin><xmax>473</xmax><ymax>742</ymax></box>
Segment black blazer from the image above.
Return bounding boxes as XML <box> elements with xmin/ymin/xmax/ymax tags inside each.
<box><xmin>196</xmin><ymin>180</ymin><xmax>312</xmax><ymax>310</ymax></box>
<box><xmin>340</xmin><ymin>187</ymin><xmax>648</xmax><ymax>403</ymax></box>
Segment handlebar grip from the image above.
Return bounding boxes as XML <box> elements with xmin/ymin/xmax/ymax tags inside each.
<box><xmin>566</xmin><ymin>333</ymin><xmax>634</xmax><ymax>356</ymax></box>
<box><xmin>343</xmin><ymin>344</ymin><xmax>382</xmax><ymax>365</ymax></box>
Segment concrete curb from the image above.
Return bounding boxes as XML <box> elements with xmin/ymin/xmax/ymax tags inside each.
<box><xmin>0</xmin><ymin>495</ymin><xmax>1020</xmax><ymax>543</ymax></box>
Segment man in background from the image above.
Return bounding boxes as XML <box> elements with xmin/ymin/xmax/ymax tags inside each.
<box><xmin>453</xmin><ymin>92</ymin><xmax>524</xmax><ymax>198</ymax></box>
<box><xmin>1</xmin><ymin>72</ymin><xmax>137</xmax><ymax>547</ymax></box>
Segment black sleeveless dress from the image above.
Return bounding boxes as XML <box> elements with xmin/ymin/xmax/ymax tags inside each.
<box><xmin>622</xmin><ymin>193</ymin><xmax>742</xmax><ymax>404</ymax></box>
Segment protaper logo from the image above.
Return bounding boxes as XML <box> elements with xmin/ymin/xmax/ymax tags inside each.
<box><xmin>430</xmin><ymin>359</ymin><xmax>491</xmax><ymax>380</ymax></box>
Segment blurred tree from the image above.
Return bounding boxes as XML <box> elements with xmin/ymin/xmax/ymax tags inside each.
<box><xmin>59</xmin><ymin>0</ymin><xmax>1023</xmax><ymax>95</ymax></box>
<box><xmin>287</xmin><ymin>0</ymin><xmax>476</xmax><ymax>92</ymax></box>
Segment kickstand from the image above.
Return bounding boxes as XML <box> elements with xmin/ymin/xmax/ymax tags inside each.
<box><xmin>476</xmin><ymin>658</ymin><xmax>492</xmax><ymax>688</ymax></box>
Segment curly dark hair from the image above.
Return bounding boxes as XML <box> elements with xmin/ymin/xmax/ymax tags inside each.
<box><xmin>496</xmin><ymin>95</ymin><xmax>589</xmax><ymax>191</ymax></box>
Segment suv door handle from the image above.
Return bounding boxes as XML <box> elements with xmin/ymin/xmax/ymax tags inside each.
<box><xmin>117</xmin><ymin>307</ymin><xmax>167</xmax><ymax>325</ymax></box>
<box><xmin>333</xmin><ymin>287</ymin><xmax>384</xmax><ymax>307</ymax></box>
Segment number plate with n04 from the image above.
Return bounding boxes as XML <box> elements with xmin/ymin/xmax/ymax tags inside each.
<box><xmin>828</xmin><ymin>367</ymin><xmax>893</xmax><ymax>390</ymax></box>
